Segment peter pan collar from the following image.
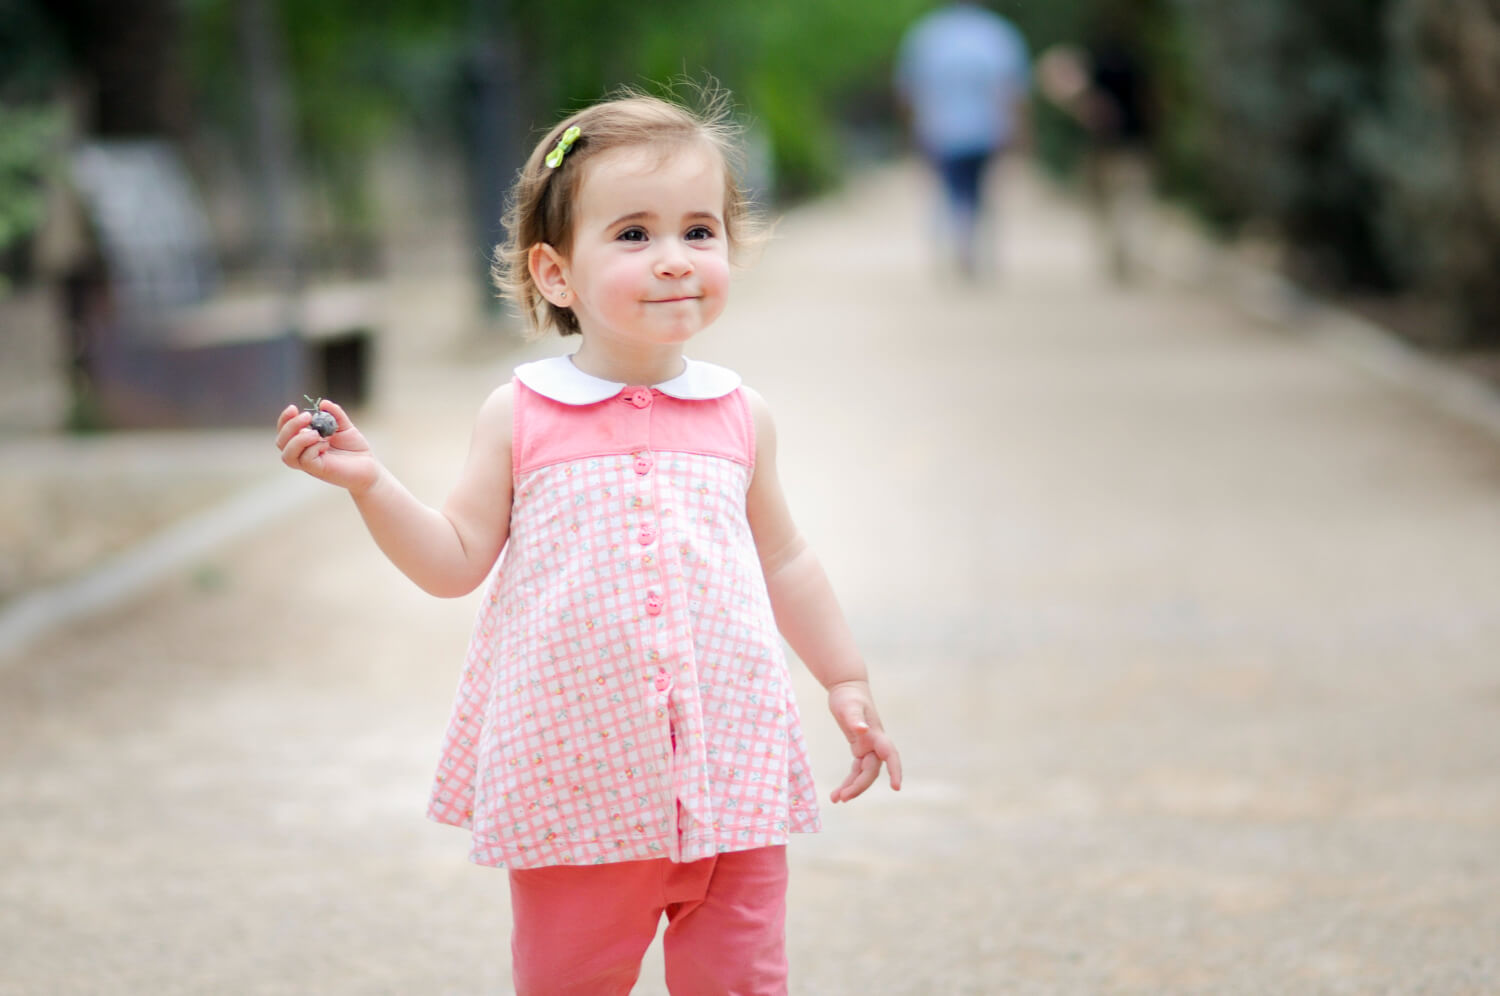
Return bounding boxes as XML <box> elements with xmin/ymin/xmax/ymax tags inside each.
<box><xmin>513</xmin><ymin>354</ymin><xmax>742</xmax><ymax>406</ymax></box>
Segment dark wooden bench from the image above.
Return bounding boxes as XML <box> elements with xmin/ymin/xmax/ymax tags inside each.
<box><xmin>64</xmin><ymin>140</ymin><xmax>376</xmax><ymax>428</ymax></box>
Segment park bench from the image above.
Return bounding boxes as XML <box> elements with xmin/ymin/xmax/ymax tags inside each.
<box><xmin>63</xmin><ymin>140</ymin><xmax>376</xmax><ymax>428</ymax></box>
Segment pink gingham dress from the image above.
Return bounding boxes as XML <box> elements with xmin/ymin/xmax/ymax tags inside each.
<box><xmin>426</xmin><ymin>355</ymin><xmax>822</xmax><ymax>869</ymax></box>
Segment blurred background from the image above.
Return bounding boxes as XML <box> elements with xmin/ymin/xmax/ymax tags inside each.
<box><xmin>4</xmin><ymin>0</ymin><xmax>1499</xmax><ymax>429</ymax></box>
<box><xmin>4</xmin><ymin>0</ymin><xmax>1500</xmax><ymax>651</ymax></box>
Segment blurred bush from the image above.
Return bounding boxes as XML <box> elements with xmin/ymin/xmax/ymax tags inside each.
<box><xmin>0</xmin><ymin>0</ymin><xmax>68</xmax><ymax>296</ymax></box>
<box><xmin>1035</xmin><ymin>0</ymin><xmax>1500</xmax><ymax>345</ymax></box>
<box><xmin>0</xmin><ymin>106</ymin><xmax>62</xmax><ymax>296</ymax></box>
<box><xmin>1363</xmin><ymin>0</ymin><xmax>1500</xmax><ymax>343</ymax></box>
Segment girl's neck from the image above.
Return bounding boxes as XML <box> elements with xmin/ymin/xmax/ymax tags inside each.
<box><xmin>569</xmin><ymin>339</ymin><xmax>687</xmax><ymax>387</ymax></box>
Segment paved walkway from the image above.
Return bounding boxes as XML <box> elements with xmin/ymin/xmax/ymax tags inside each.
<box><xmin>3</xmin><ymin>162</ymin><xmax>1499</xmax><ymax>995</ymax></box>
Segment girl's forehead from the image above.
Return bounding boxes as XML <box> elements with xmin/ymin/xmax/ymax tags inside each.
<box><xmin>592</xmin><ymin>137</ymin><xmax>721</xmax><ymax>172</ymax></box>
<box><xmin>576</xmin><ymin>142</ymin><xmax>726</xmax><ymax>206</ymax></box>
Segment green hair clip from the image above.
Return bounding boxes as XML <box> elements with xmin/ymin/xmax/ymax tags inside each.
<box><xmin>545</xmin><ymin>125</ymin><xmax>582</xmax><ymax>168</ymax></box>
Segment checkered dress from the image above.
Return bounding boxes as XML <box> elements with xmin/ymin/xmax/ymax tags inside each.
<box><xmin>427</xmin><ymin>362</ymin><xmax>821</xmax><ymax>869</ymax></box>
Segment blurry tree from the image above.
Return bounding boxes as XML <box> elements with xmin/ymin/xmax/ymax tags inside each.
<box><xmin>0</xmin><ymin>106</ymin><xmax>62</xmax><ymax>282</ymax></box>
<box><xmin>184</xmin><ymin>0</ymin><xmax>471</xmax><ymax>267</ymax></box>
<box><xmin>507</xmin><ymin>0</ymin><xmax>932</xmax><ymax>199</ymax></box>
<box><xmin>0</xmin><ymin>1</ymin><xmax>69</xmax><ymax>294</ymax></box>
<box><xmin>1167</xmin><ymin>0</ymin><xmax>1500</xmax><ymax>344</ymax></box>
<box><xmin>1169</xmin><ymin>0</ymin><xmax>1397</xmax><ymax>287</ymax></box>
<box><xmin>1363</xmin><ymin>0</ymin><xmax>1500</xmax><ymax>344</ymax></box>
<box><xmin>45</xmin><ymin>0</ymin><xmax>193</xmax><ymax>135</ymax></box>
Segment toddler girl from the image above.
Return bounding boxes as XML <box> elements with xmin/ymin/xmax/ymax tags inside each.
<box><xmin>275</xmin><ymin>90</ymin><xmax>901</xmax><ymax>995</ymax></box>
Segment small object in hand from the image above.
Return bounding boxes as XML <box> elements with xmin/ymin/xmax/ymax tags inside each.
<box><xmin>303</xmin><ymin>395</ymin><xmax>338</xmax><ymax>437</ymax></box>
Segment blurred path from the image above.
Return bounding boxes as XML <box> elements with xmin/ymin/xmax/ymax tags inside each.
<box><xmin>3</xmin><ymin>162</ymin><xmax>1499</xmax><ymax>995</ymax></box>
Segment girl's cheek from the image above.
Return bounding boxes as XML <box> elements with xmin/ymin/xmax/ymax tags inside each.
<box><xmin>700</xmin><ymin>252</ymin><xmax>731</xmax><ymax>290</ymax></box>
<box><xmin>599</xmin><ymin>265</ymin><xmax>642</xmax><ymax>304</ymax></box>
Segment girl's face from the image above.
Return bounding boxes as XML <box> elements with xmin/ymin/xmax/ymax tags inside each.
<box><xmin>543</xmin><ymin>142</ymin><xmax>731</xmax><ymax>351</ymax></box>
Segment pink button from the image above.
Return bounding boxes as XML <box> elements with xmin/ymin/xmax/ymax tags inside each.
<box><xmin>646</xmin><ymin>592</ymin><xmax>663</xmax><ymax>616</ymax></box>
<box><xmin>638</xmin><ymin>525</ymin><xmax>657</xmax><ymax>546</ymax></box>
<box><xmin>634</xmin><ymin>454</ymin><xmax>653</xmax><ymax>476</ymax></box>
<box><xmin>626</xmin><ymin>388</ymin><xmax>653</xmax><ymax>409</ymax></box>
<box><xmin>654</xmin><ymin>671</ymin><xmax>672</xmax><ymax>692</ymax></box>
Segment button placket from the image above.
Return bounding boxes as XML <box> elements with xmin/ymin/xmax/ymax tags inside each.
<box><xmin>628</xmin><ymin>391</ymin><xmax>673</xmax><ymax>709</ymax></box>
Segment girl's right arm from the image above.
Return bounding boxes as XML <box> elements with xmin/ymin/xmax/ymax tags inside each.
<box><xmin>275</xmin><ymin>387</ymin><xmax>515</xmax><ymax>598</ymax></box>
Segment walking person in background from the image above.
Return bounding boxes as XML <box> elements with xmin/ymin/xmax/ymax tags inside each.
<box><xmin>275</xmin><ymin>88</ymin><xmax>901</xmax><ymax>995</ymax></box>
<box><xmin>1038</xmin><ymin>6</ymin><xmax>1157</xmax><ymax>283</ymax></box>
<box><xmin>896</xmin><ymin>1</ymin><xmax>1031</xmax><ymax>280</ymax></box>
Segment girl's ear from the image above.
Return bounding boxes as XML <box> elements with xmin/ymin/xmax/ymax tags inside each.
<box><xmin>529</xmin><ymin>243</ymin><xmax>572</xmax><ymax>307</ymax></box>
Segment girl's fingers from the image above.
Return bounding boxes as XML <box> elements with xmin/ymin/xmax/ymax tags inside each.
<box><xmin>884</xmin><ymin>743</ymin><xmax>904</xmax><ymax>791</ymax></box>
<box><xmin>833</xmin><ymin>753</ymin><xmax>881</xmax><ymax>803</ymax></box>
<box><xmin>275</xmin><ymin>408</ymin><xmax>312</xmax><ymax>449</ymax></box>
<box><xmin>297</xmin><ymin>436</ymin><xmax>325</xmax><ymax>466</ymax></box>
<box><xmin>274</xmin><ymin>406</ymin><xmax>303</xmax><ymax>442</ymax></box>
<box><xmin>319</xmin><ymin>398</ymin><xmax>353</xmax><ymax>430</ymax></box>
<box><xmin>280</xmin><ymin>428</ymin><xmax>322</xmax><ymax>469</ymax></box>
<box><xmin>831</xmin><ymin>727</ymin><xmax>903</xmax><ymax>802</ymax></box>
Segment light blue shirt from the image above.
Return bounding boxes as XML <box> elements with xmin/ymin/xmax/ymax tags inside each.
<box><xmin>895</xmin><ymin>3</ymin><xmax>1031</xmax><ymax>156</ymax></box>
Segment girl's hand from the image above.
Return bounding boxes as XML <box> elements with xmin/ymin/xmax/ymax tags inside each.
<box><xmin>827</xmin><ymin>680</ymin><xmax>903</xmax><ymax>803</ymax></box>
<box><xmin>275</xmin><ymin>399</ymin><xmax>380</xmax><ymax>494</ymax></box>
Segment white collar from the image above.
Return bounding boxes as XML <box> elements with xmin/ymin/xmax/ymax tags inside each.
<box><xmin>514</xmin><ymin>355</ymin><xmax>742</xmax><ymax>406</ymax></box>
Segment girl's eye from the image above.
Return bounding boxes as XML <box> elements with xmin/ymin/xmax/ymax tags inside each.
<box><xmin>617</xmin><ymin>227</ymin><xmax>648</xmax><ymax>243</ymax></box>
<box><xmin>685</xmin><ymin>225</ymin><xmax>715</xmax><ymax>241</ymax></box>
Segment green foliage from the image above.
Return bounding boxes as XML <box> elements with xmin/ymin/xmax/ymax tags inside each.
<box><xmin>0</xmin><ymin>0</ymin><xmax>68</xmax><ymax>104</ymax></box>
<box><xmin>1360</xmin><ymin>0</ymin><xmax>1500</xmax><ymax>343</ymax></box>
<box><xmin>0</xmin><ymin>0</ymin><xmax>68</xmax><ymax>293</ymax></box>
<box><xmin>180</xmin><ymin>0</ymin><xmax>935</xmax><ymax>221</ymax></box>
<box><xmin>511</xmin><ymin>0</ymin><xmax>932</xmax><ymax>197</ymax></box>
<box><xmin>1170</xmin><ymin>0</ymin><xmax>1397</xmax><ymax>284</ymax></box>
<box><xmin>0</xmin><ymin>105</ymin><xmax>61</xmax><ymax>274</ymax></box>
<box><xmin>183</xmin><ymin>0</ymin><xmax>470</xmax><ymax>232</ymax></box>
<box><xmin>1155</xmin><ymin>0</ymin><xmax>1500</xmax><ymax>341</ymax></box>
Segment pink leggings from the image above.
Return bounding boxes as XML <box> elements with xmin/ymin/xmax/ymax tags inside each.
<box><xmin>508</xmin><ymin>845</ymin><xmax>788</xmax><ymax>995</ymax></box>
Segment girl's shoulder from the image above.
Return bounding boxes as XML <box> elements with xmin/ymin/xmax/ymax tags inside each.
<box><xmin>477</xmin><ymin>379</ymin><xmax>516</xmax><ymax>420</ymax></box>
<box><xmin>468</xmin><ymin>380</ymin><xmax>516</xmax><ymax>451</ymax></box>
<box><xmin>736</xmin><ymin>382</ymin><xmax>775</xmax><ymax>439</ymax></box>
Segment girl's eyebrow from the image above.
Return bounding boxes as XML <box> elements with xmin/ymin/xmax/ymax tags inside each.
<box><xmin>607</xmin><ymin>209</ymin><xmax>722</xmax><ymax>228</ymax></box>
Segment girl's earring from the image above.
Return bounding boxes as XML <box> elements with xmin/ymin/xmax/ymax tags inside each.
<box><xmin>558</xmin><ymin>289</ymin><xmax>570</xmax><ymax>302</ymax></box>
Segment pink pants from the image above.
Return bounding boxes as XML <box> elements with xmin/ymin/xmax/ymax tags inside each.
<box><xmin>508</xmin><ymin>845</ymin><xmax>788</xmax><ymax>995</ymax></box>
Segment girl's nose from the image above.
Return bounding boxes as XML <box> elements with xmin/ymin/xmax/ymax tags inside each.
<box><xmin>653</xmin><ymin>244</ymin><xmax>694</xmax><ymax>279</ymax></box>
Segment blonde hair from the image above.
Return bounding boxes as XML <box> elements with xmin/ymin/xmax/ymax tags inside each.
<box><xmin>492</xmin><ymin>86</ymin><xmax>765</xmax><ymax>337</ymax></box>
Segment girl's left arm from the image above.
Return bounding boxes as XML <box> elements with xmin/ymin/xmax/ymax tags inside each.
<box><xmin>742</xmin><ymin>387</ymin><xmax>903</xmax><ymax>803</ymax></box>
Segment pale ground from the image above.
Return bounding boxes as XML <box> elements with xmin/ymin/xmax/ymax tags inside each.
<box><xmin>2</xmin><ymin>161</ymin><xmax>1499</xmax><ymax>994</ymax></box>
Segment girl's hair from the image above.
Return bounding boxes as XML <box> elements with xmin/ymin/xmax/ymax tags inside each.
<box><xmin>492</xmin><ymin>86</ymin><xmax>765</xmax><ymax>337</ymax></box>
